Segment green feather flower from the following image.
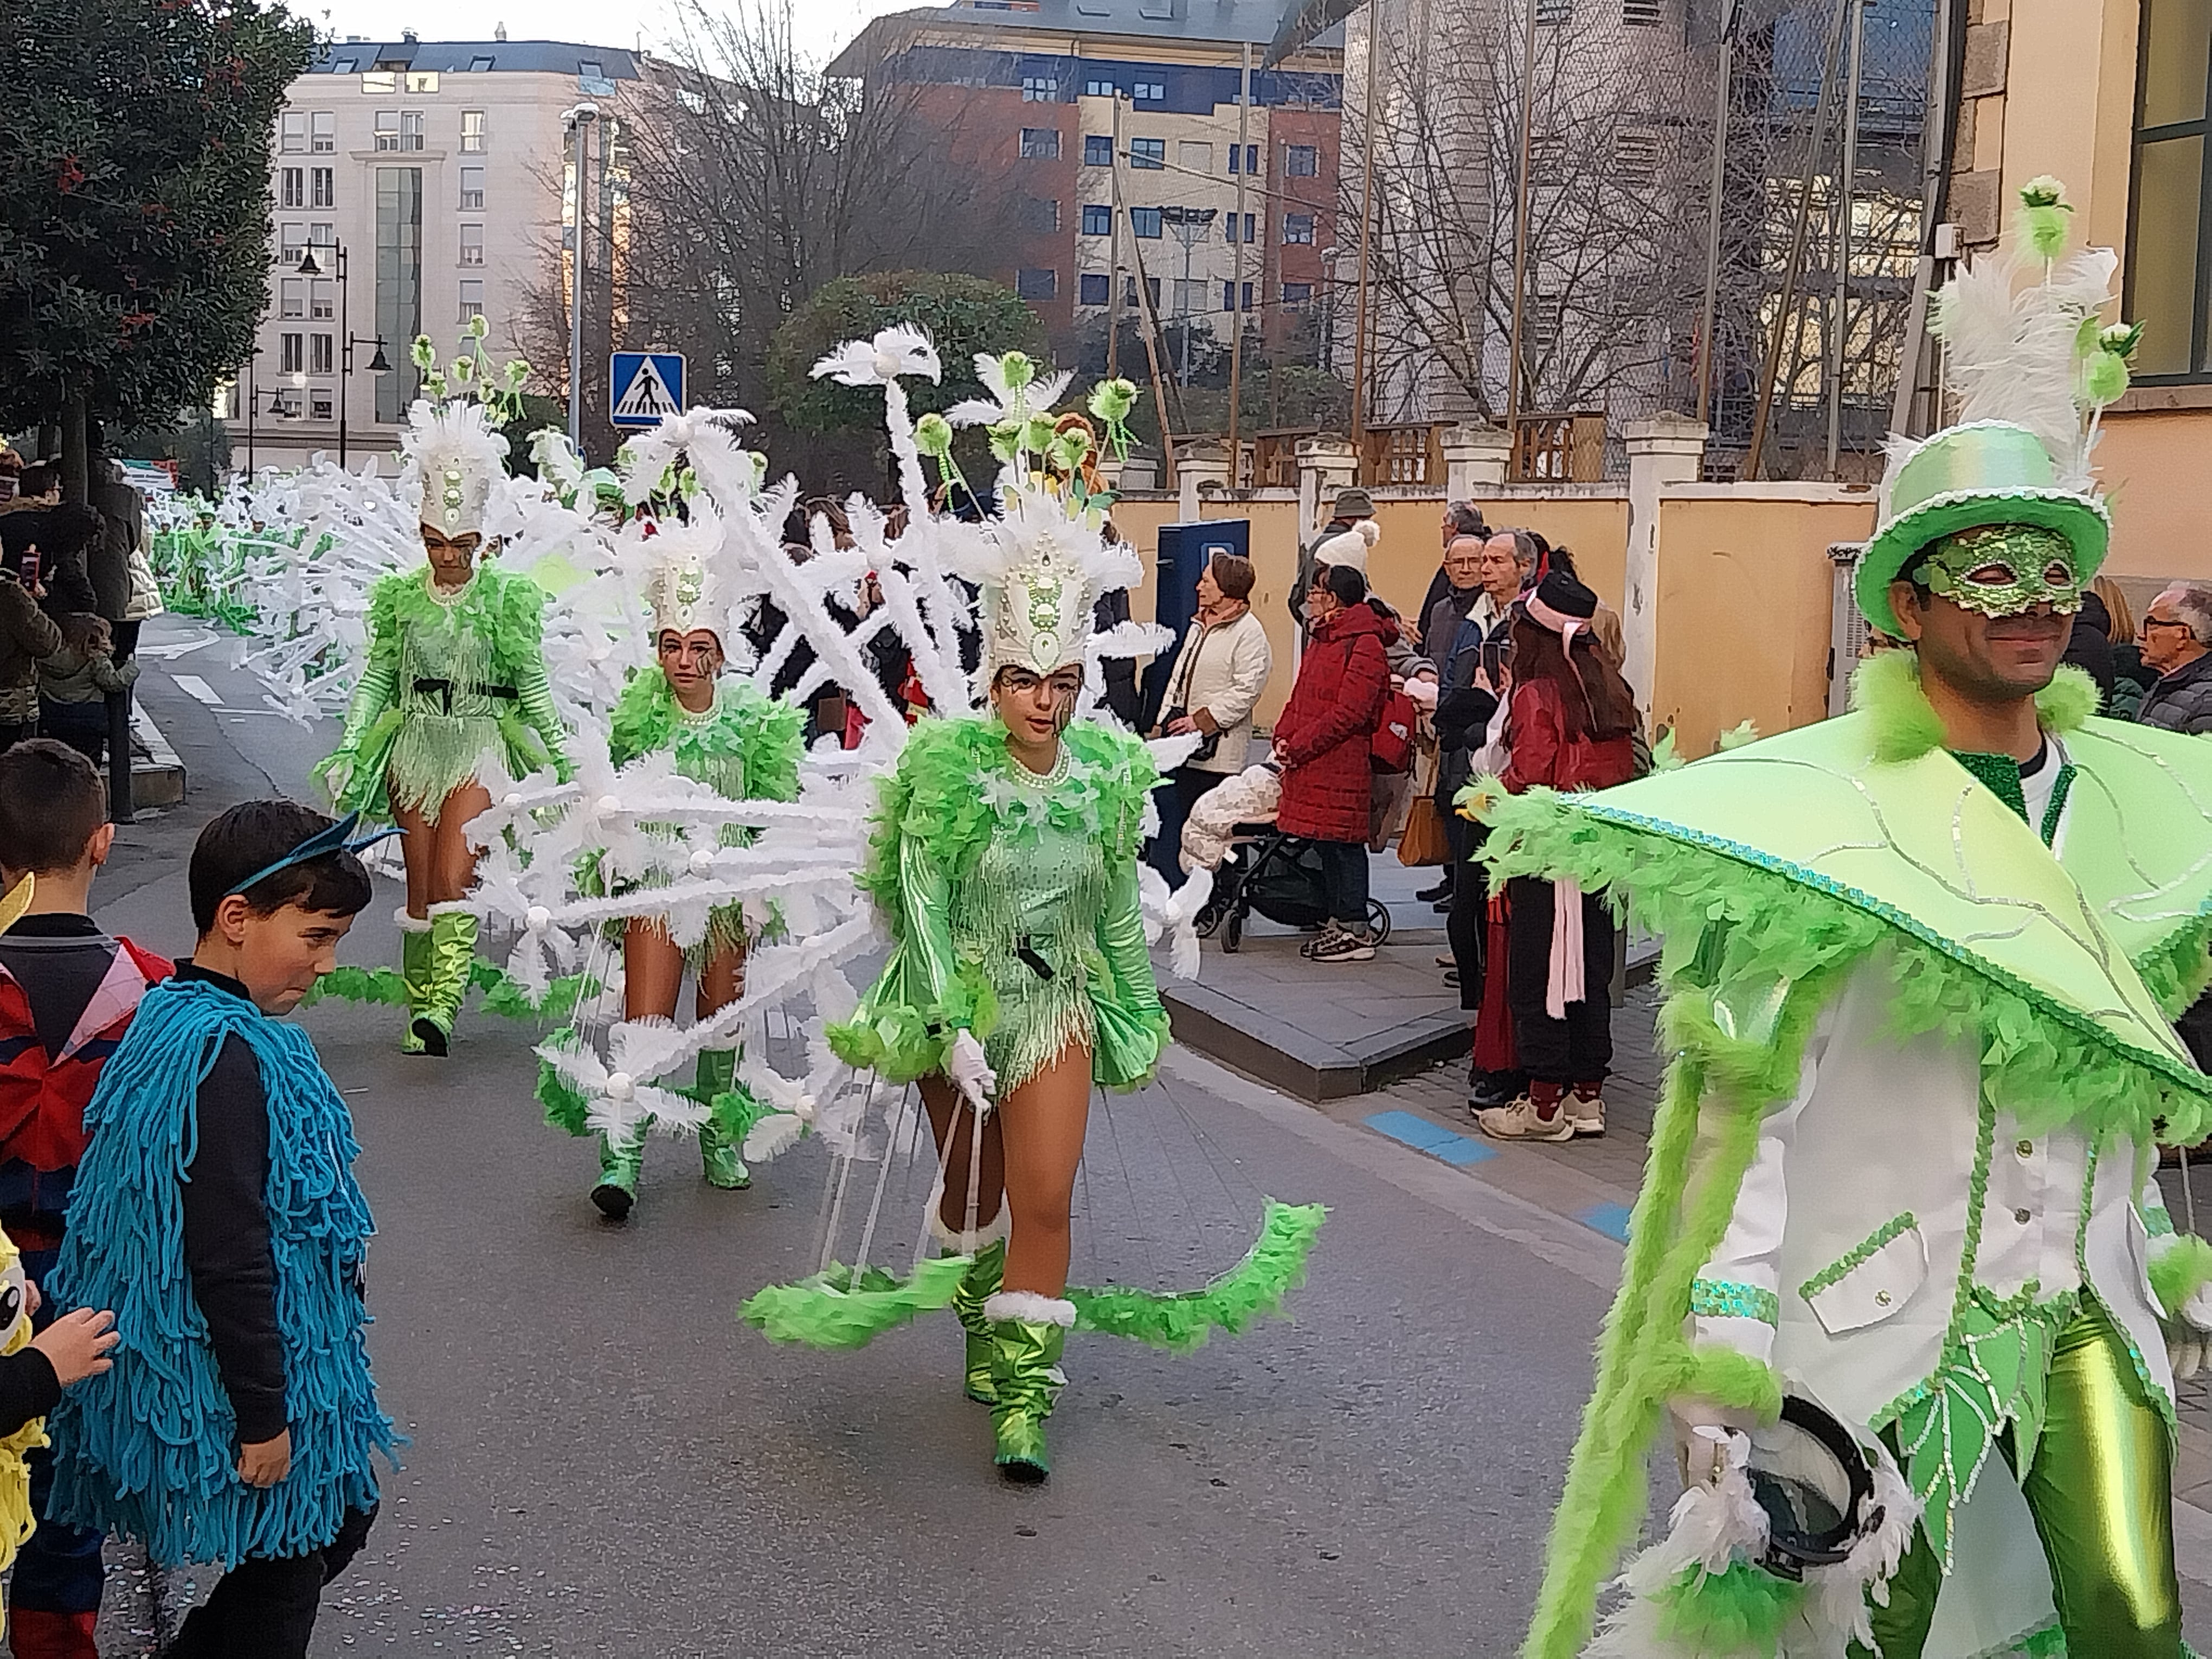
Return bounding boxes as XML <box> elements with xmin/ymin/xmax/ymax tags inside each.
<box><xmin>998</xmin><ymin>350</ymin><xmax>1036</xmax><ymax>392</ymax></box>
<box><xmin>1088</xmin><ymin>376</ymin><xmax>1141</xmax><ymax>460</ymax></box>
<box><xmin>2017</xmin><ymin>176</ymin><xmax>2073</xmax><ymax>262</ymax></box>
<box><xmin>467</xmin><ymin>312</ymin><xmax>490</xmax><ymax>340</ymax></box>
<box><xmin>410</xmin><ymin>334</ymin><xmax>437</xmax><ymax>372</ymax></box>
<box><xmin>915</xmin><ymin>411</ymin><xmax>954</xmax><ymax>456</ymax></box>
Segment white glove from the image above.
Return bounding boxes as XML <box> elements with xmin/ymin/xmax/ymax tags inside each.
<box><xmin>2169</xmin><ymin>1285</ymin><xmax>2212</xmax><ymax>1381</ymax></box>
<box><xmin>1668</xmin><ymin>1395</ymin><xmax>1755</xmax><ymax>1489</ymax></box>
<box><xmin>947</xmin><ymin>1030</ymin><xmax>997</xmax><ymax>1115</ymax></box>
<box><xmin>1404</xmin><ymin>676</ymin><xmax>1439</xmax><ymax>711</ymax></box>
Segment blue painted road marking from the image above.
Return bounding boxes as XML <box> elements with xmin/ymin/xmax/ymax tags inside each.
<box><xmin>1579</xmin><ymin>1202</ymin><xmax>1633</xmax><ymax>1243</ymax></box>
<box><xmin>1363</xmin><ymin>1110</ymin><xmax>1499</xmax><ymax>1166</ymax></box>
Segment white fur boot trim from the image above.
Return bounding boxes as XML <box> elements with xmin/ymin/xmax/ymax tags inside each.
<box><xmin>396</xmin><ymin>908</ymin><xmax>433</xmax><ymax>934</ymax></box>
<box><xmin>925</xmin><ymin>1204</ymin><xmax>1010</xmax><ymax>1254</ymax></box>
<box><xmin>983</xmin><ymin>1290</ymin><xmax>1076</xmax><ymax>1327</ymax></box>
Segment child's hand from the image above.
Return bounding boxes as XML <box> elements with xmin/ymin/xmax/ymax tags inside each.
<box><xmin>31</xmin><ymin>1308</ymin><xmax>117</xmax><ymax>1386</ymax></box>
<box><xmin>237</xmin><ymin>1430</ymin><xmax>291</xmax><ymax>1488</ymax></box>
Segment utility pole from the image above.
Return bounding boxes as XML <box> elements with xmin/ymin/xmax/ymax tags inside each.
<box><xmin>1227</xmin><ymin>40</ymin><xmax>1252</xmax><ymax>484</ymax></box>
<box><xmin>1695</xmin><ymin>0</ymin><xmax>1739</xmax><ymax>426</ymax></box>
<box><xmin>1827</xmin><ymin>0</ymin><xmax>1866</xmax><ymax>477</ymax></box>
<box><xmin>1503</xmin><ymin>0</ymin><xmax>1541</xmax><ymax>478</ymax></box>
<box><xmin>1108</xmin><ymin>94</ymin><xmax>1126</xmax><ymax>381</ymax></box>
<box><xmin>1349</xmin><ymin>0</ymin><xmax>1380</xmax><ymax>465</ymax></box>
<box><xmin>563</xmin><ymin>101</ymin><xmax>600</xmax><ymax>452</ymax></box>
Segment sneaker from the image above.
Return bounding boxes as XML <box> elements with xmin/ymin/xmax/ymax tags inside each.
<box><xmin>1467</xmin><ymin>1070</ymin><xmax>1521</xmax><ymax>1111</ymax></box>
<box><xmin>1309</xmin><ymin>928</ymin><xmax>1377</xmax><ymax>963</ymax></box>
<box><xmin>1474</xmin><ymin>1097</ymin><xmax>1576</xmax><ymax>1142</ymax></box>
<box><xmin>1564</xmin><ymin>1091</ymin><xmax>1606</xmax><ymax>1137</ymax></box>
<box><xmin>1300</xmin><ymin>922</ymin><xmax>1346</xmax><ymax>960</ymax></box>
<box><xmin>1416</xmin><ymin>877</ymin><xmax>1452</xmax><ymax>903</ymax></box>
<box><xmin>1442</xmin><ymin>967</ymin><xmax>1459</xmax><ymax>988</ymax></box>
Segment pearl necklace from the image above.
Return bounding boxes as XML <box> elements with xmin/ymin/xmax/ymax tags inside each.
<box><xmin>424</xmin><ymin>567</ymin><xmax>475</xmax><ymax>607</ymax></box>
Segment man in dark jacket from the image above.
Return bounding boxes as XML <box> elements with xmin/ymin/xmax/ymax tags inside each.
<box><xmin>2060</xmin><ymin>588</ymin><xmax>2117</xmax><ymax>708</ymax></box>
<box><xmin>2138</xmin><ymin>583</ymin><xmax>2212</xmax><ymax>735</ymax></box>
<box><xmin>1289</xmin><ymin>487</ymin><xmax>1375</xmax><ymax>627</ymax></box>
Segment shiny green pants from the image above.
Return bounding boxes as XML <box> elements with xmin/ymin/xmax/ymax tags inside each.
<box><xmin>1855</xmin><ymin>1304</ymin><xmax>2182</xmax><ymax>1659</ymax></box>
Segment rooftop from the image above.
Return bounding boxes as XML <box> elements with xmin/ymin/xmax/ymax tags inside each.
<box><xmin>308</xmin><ymin>39</ymin><xmax>644</xmax><ymax>79</ymax></box>
<box><xmin>829</xmin><ymin>1</ymin><xmax>1343</xmax><ymax>76</ymax></box>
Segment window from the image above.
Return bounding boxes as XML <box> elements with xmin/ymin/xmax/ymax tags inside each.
<box><xmin>312</xmin><ymin>166</ymin><xmax>335</xmax><ymax>207</ymax></box>
<box><xmin>577</xmin><ymin>59</ymin><xmax>603</xmax><ymax>80</ymax></box>
<box><xmin>1132</xmin><ymin>81</ymin><xmax>1165</xmax><ymax>102</ymax></box>
<box><xmin>310</xmin><ymin>333</ymin><xmax>333</xmax><ymax>374</ymax></box>
<box><xmin>1015</xmin><ymin>267</ymin><xmax>1058</xmax><ymax>300</ymax></box>
<box><xmin>1022</xmin><ymin>75</ymin><xmax>1056</xmax><ymax>102</ymax></box>
<box><xmin>1536</xmin><ymin>0</ymin><xmax>1570</xmax><ymax>21</ymax></box>
<box><xmin>312</xmin><ymin>112</ymin><xmax>335</xmax><ymax>152</ymax></box>
<box><xmin>330</xmin><ymin>59</ymin><xmax>355</xmax><ymax>76</ymax></box>
<box><xmin>280</xmin><ymin>113</ymin><xmax>306</xmax><ymax>152</ymax></box>
<box><xmin>1083</xmin><ymin>77</ymin><xmax>1116</xmax><ymax>97</ymax></box>
<box><xmin>1130</xmin><ymin>207</ymin><xmax>1164</xmax><ymax>238</ymax></box>
<box><xmin>1129</xmin><ymin>137</ymin><xmax>1165</xmax><ymax>170</ymax></box>
<box><xmin>281</xmin><ymin>332</ymin><xmax>304</xmax><ymax>373</ymax></box>
<box><xmin>311</xmin><ymin>390</ymin><xmax>335</xmax><ymax>421</ymax></box>
<box><xmin>469</xmin><ymin>54</ymin><xmax>495</xmax><ymax>73</ymax></box>
<box><xmin>1229</xmin><ymin>143</ymin><xmax>1259</xmax><ymax>174</ymax></box>
<box><xmin>1019</xmin><ymin>196</ymin><xmax>1059</xmax><ymax>233</ymax></box>
<box><xmin>1622</xmin><ymin>0</ymin><xmax>1661</xmax><ymax>21</ymax></box>
<box><xmin>459</xmin><ymin>278</ymin><xmax>485</xmax><ymax>321</ymax></box>
<box><xmin>279</xmin><ymin>223</ymin><xmax>305</xmax><ymax>265</ymax></box>
<box><xmin>1529</xmin><ymin>132</ymin><xmax>1566</xmax><ymax>187</ymax></box>
<box><xmin>374</xmin><ymin>111</ymin><xmax>401</xmax><ymax>150</ymax></box>
<box><xmin>1079</xmin><ymin>273</ymin><xmax>1111</xmax><ymax>305</ymax></box>
<box><xmin>310</xmin><ymin>221</ymin><xmax>334</xmax><ymax>249</ymax></box>
<box><xmin>405</xmin><ymin>70</ymin><xmax>440</xmax><ymax>93</ymax></box>
<box><xmin>1282</xmin><ymin>211</ymin><xmax>1316</xmax><ymax>244</ymax></box>
<box><xmin>1081</xmin><ymin>203</ymin><xmax>1113</xmax><ymax>235</ymax></box>
<box><xmin>460</xmin><ymin>110</ymin><xmax>486</xmax><ymax>152</ymax></box>
<box><xmin>1172</xmin><ymin>277</ymin><xmax>1206</xmax><ymax>314</ymax></box>
<box><xmin>375</xmin><ymin>166</ymin><xmax>425</xmax><ymax>421</ymax></box>
<box><xmin>280</xmin><ymin>278</ymin><xmax>305</xmax><ymax>318</ymax></box>
<box><xmin>361</xmin><ymin>70</ymin><xmax>397</xmax><ymax>93</ymax></box>
<box><xmin>1527</xmin><ymin>292</ymin><xmax>1564</xmax><ymax>349</ymax></box>
<box><xmin>460</xmin><ymin>165</ymin><xmax>485</xmax><ymax>209</ymax></box>
<box><xmin>311</xmin><ymin>279</ymin><xmax>333</xmax><ymax>319</ymax></box>
<box><xmin>1282</xmin><ymin>281</ymin><xmax>1314</xmax><ymax>308</ymax></box>
<box><xmin>1083</xmin><ymin>134</ymin><xmax>1115</xmax><ymax>166</ymax></box>
<box><xmin>2127</xmin><ymin>0</ymin><xmax>2212</xmax><ymax>377</ymax></box>
<box><xmin>1221</xmin><ymin>280</ymin><xmax>1254</xmax><ymax>312</ymax></box>
<box><xmin>1124</xmin><ymin>275</ymin><xmax>1161</xmax><ymax>307</ymax></box>
<box><xmin>1019</xmin><ymin>127</ymin><xmax>1061</xmax><ymax>159</ymax></box>
<box><xmin>1613</xmin><ymin>130</ymin><xmax>1659</xmax><ymax>189</ymax></box>
<box><xmin>401</xmin><ymin>111</ymin><xmax>424</xmax><ymax>149</ymax></box>
<box><xmin>459</xmin><ymin>224</ymin><xmax>484</xmax><ymax>266</ymax></box>
<box><xmin>1178</xmin><ymin>140</ymin><xmax>1213</xmax><ymax>171</ymax></box>
<box><xmin>677</xmin><ymin>86</ymin><xmax>707</xmax><ymax>115</ymax></box>
<box><xmin>1284</xmin><ymin>144</ymin><xmax>1319</xmax><ymax>177</ymax></box>
<box><xmin>1224</xmin><ymin>212</ymin><xmax>1256</xmax><ymax>243</ymax></box>
<box><xmin>281</xmin><ymin>167</ymin><xmax>305</xmax><ymax>208</ymax></box>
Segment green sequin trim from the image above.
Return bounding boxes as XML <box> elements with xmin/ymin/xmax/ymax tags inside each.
<box><xmin>2040</xmin><ymin>762</ymin><xmax>2076</xmax><ymax>848</ymax></box>
<box><xmin>1798</xmin><ymin>1211</ymin><xmax>1918</xmax><ymax>1303</ymax></box>
<box><xmin>1952</xmin><ymin>749</ymin><xmax>2028</xmax><ymax>825</ymax></box>
<box><xmin>1688</xmin><ymin>1277</ymin><xmax>1779</xmax><ymax>1325</ymax></box>
<box><xmin>2143</xmin><ymin>1202</ymin><xmax>2177</xmax><ymax>1238</ymax></box>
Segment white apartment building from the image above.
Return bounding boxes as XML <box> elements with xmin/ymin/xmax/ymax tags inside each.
<box><xmin>224</xmin><ymin>36</ymin><xmax>648</xmax><ymax>475</ymax></box>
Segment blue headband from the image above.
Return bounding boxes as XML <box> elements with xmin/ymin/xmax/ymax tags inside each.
<box><xmin>225</xmin><ymin>811</ymin><xmax>402</xmax><ymax>898</ymax></box>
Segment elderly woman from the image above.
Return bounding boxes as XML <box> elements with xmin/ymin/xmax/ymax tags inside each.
<box><xmin>1148</xmin><ymin>551</ymin><xmax>1271</xmax><ymax>881</ymax></box>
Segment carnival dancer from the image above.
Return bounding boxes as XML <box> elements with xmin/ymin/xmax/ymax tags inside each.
<box><xmin>564</xmin><ymin>516</ymin><xmax>804</xmax><ymax>1221</ymax></box>
<box><xmin>1480</xmin><ymin>181</ymin><xmax>2212</xmax><ymax>1659</ymax></box>
<box><xmin>315</xmin><ymin>397</ymin><xmax>574</xmax><ymax>1056</ymax></box>
<box><xmin>742</xmin><ymin>340</ymin><xmax>1323</xmax><ymax>1487</ymax></box>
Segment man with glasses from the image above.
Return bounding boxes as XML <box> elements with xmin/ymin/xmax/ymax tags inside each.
<box><xmin>2138</xmin><ymin>582</ymin><xmax>2212</xmax><ymax>734</ymax></box>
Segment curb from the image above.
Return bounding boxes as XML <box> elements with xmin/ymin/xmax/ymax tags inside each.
<box><xmin>130</xmin><ymin>703</ymin><xmax>186</xmax><ymax>808</ymax></box>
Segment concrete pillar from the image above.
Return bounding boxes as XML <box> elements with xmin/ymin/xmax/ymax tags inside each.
<box><xmin>1441</xmin><ymin>423</ymin><xmax>1512</xmax><ymax>498</ymax></box>
<box><xmin>1178</xmin><ymin>439</ymin><xmax>1231</xmax><ymax>521</ymax></box>
<box><xmin>1118</xmin><ymin>451</ymin><xmax>1161</xmax><ymax>491</ymax></box>
<box><xmin>1295</xmin><ymin>435</ymin><xmax>1359</xmax><ymax>538</ymax></box>
<box><xmin>1620</xmin><ymin>414</ymin><xmax>1709</xmax><ymax>721</ymax></box>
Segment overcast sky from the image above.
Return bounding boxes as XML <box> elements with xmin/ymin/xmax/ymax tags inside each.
<box><xmin>311</xmin><ymin>0</ymin><xmax>929</xmax><ymax>64</ymax></box>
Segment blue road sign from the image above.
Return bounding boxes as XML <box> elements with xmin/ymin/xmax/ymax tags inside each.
<box><xmin>610</xmin><ymin>351</ymin><xmax>685</xmax><ymax>428</ymax></box>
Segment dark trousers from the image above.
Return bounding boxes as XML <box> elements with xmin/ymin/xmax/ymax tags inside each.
<box><xmin>1146</xmin><ymin>766</ymin><xmax>1219</xmax><ymax>885</ymax></box>
<box><xmin>0</xmin><ymin>721</ymin><xmax>28</xmax><ymax>754</ymax></box>
<box><xmin>1446</xmin><ymin>816</ymin><xmax>1488</xmax><ymax>1012</ymax></box>
<box><xmin>1504</xmin><ymin>875</ymin><xmax>1615</xmax><ymax>1084</ymax></box>
<box><xmin>166</xmin><ymin>1504</ymin><xmax>377</xmax><ymax>1659</ymax></box>
<box><xmin>14</xmin><ymin>1248</ymin><xmax>104</xmax><ymax>1622</ymax></box>
<box><xmin>1315</xmin><ymin>838</ymin><xmax>1371</xmax><ymax>931</ymax></box>
<box><xmin>36</xmin><ymin>703</ymin><xmax>107</xmax><ymax>768</ymax></box>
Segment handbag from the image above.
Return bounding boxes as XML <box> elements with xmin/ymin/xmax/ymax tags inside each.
<box><xmin>1370</xmin><ymin>686</ymin><xmax>1418</xmax><ymax>774</ymax></box>
<box><xmin>1397</xmin><ymin>795</ymin><xmax>1452</xmax><ymax>866</ymax></box>
<box><xmin>1159</xmin><ymin>622</ymin><xmax>1220</xmax><ymax>764</ymax></box>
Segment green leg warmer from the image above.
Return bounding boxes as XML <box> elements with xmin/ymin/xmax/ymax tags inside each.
<box><xmin>398</xmin><ymin>917</ymin><xmax>433</xmax><ymax>1057</ymax></box>
<box><xmin>413</xmin><ymin>911</ymin><xmax>479</xmax><ymax>1057</ymax></box>
<box><xmin>986</xmin><ymin>1302</ymin><xmax>1071</xmax><ymax>1482</ymax></box>
<box><xmin>591</xmin><ymin>1132</ymin><xmax>642</xmax><ymax>1222</ymax></box>
<box><xmin>695</xmin><ymin>1049</ymin><xmax>749</xmax><ymax>1190</ymax></box>
<box><xmin>949</xmin><ymin>1239</ymin><xmax>1007</xmax><ymax>1405</ymax></box>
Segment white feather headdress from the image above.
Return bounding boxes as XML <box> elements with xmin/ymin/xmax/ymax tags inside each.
<box><xmin>402</xmin><ymin>398</ymin><xmax>509</xmax><ymax>539</ymax></box>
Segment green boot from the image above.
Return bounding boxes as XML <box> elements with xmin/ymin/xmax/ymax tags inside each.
<box><xmin>985</xmin><ymin>1297</ymin><xmax>1072</xmax><ymax>1483</ymax></box>
<box><xmin>695</xmin><ymin>1049</ymin><xmax>750</xmax><ymax>1190</ymax></box>
<box><xmin>590</xmin><ymin>1133</ymin><xmax>642</xmax><ymax>1221</ymax></box>
<box><xmin>949</xmin><ymin>1238</ymin><xmax>1007</xmax><ymax>1405</ymax></box>
<box><xmin>398</xmin><ymin>916</ymin><xmax>434</xmax><ymax>1056</ymax></box>
<box><xmin>412</xmin><ymin>911</ymin><xmax>479</xmax><ymax>1057</ymax></box>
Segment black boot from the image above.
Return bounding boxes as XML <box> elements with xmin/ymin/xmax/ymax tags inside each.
<box><xmin>1468</xmin><ymin>1069</ymin><xmax>1522</xmax><ymax>1111</ymax></box>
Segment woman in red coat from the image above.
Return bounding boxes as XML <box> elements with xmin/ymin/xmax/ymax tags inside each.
<box><xmin>1274</xmin><ymin>563</ymin><xmax>1393</xmax><ymax>961</ymax></box>
<box><xmin>1475</xmin><ymin>569</ymin><xmax>1640</xmax><ymax>1142</ymax></box>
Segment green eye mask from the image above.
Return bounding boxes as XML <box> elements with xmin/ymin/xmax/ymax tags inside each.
<box><xmin>1917</xmin><ymin>524</ymin><xmax>2083</xmax><ymax>618</ymax></box>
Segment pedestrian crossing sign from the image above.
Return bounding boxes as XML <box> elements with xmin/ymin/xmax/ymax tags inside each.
<box><xmin>610</xmin><ymin>351</ymin><xmax>685</xmax><ymax>428</ymax></box>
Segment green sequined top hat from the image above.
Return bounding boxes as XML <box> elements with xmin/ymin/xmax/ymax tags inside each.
<box><xmin>1854</xmin><ymin>419</ymin><xmax>2111</xmax><ymax>638</ymax></box>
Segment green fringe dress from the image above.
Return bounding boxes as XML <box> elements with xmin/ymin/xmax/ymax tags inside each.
<box><xmin>828</xmin><ymin>715</ymin><xmax>1172</xmax><ymax>1095</ymax></box>
<box><xmin>318</xmin><ymin>566</ymin><xmax>571</xmax><ymax>822</ymax></box>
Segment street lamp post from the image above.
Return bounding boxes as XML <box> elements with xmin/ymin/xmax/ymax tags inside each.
<box><xmin>298</xmin><ymin>242</ymin><xmax>391</xmax><ymax>469</ymax></box>
<box><xmin>562</xmin><ymin>101</ymin><xmax>601</xmax><ymax>452</ymax></box>
<box><xmin>1161</xmin><ymin>205</ymin><xmax>1218</xmax><ymax>388</ymax></box>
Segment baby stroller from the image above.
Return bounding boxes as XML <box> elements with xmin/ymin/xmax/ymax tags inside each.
<box><xmin>1182</xmin><ymin>765</ymin><xmax>1396</xmax><ymax>954</ymax></box>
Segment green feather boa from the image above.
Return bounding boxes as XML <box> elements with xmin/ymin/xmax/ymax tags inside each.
<box><xmin>1853</xmin><ymin>647</ymin><xmax>2098</xmax><ymax>764</ymax></box>
<box><xmin>742</xmin><ymin>1255</ymin><xmax>974</xmax><ymax>1349</ymax></box>
<box><xmin>302</xmin><ymin>960</ymin><xmax>595</xmax><ymax>1021</ymax></box>
<box><xmin>1654</xmin><ymin>1559</ymin><xmax>1802</xmax><ymax>1657</ymax></box>
<box><xmin>2150</xmin><ymin>1233</ymin><xmax>2212</xmax><ymax>1321</ymax></box>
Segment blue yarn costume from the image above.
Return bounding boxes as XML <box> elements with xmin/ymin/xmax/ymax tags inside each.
<box><xmin>44</xmin><ymin>979</ymin><xmax>396</xmax><ymax>1567</ymax></box>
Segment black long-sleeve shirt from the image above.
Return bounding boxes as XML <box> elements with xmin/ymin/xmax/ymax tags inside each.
<box><xmin>173</xmin><ymin>962</ymin><xmax>287</xmax><ymax>1445</ymax></box>
<box><xmin>0</xmin><ymin>1347</ymin><xmax>59</xmax><ymax>1439</ymax></box>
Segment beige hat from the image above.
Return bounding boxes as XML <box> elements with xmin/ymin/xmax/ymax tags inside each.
<box><xmin>1313</xmin><ymin>518</ymin><xmax>1380</xmax><ymax>576</ymax></box>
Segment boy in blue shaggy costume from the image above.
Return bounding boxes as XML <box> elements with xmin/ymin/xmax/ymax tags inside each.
<box><xmin>46</xmin><ymin>800</ymin><xmax>397</xmax><ymax>1656</ymax></box>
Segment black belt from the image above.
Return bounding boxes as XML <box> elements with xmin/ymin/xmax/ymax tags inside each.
<box><xmin>411</xmin><ymin>677</ymin><xmax>518</xmax><ymax>715</ymax></box>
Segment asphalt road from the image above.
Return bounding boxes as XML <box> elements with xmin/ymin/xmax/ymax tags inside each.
<box><xmin>86</xmin><ymin>618</ymin><xmax>1625</xmax><ymax>1657</ymax></box>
